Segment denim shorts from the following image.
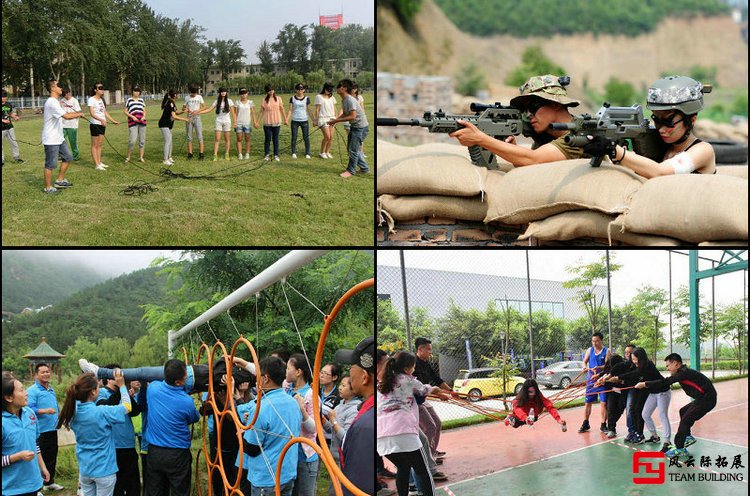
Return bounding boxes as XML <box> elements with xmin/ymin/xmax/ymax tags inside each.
<box><xmin>235</xmin><ymin>124</ymin><xmax>252</xmax><ymax>134</ymax></box>
<box><xmin>44</xmin><ymin>141</ymin><xmax>73</xmax><ymax>170</ymax></box>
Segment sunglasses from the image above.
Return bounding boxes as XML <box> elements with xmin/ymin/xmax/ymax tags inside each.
<box><xmin>526</xmin><ymin>100</ymin><xmax>546</xmax><ymax>115</ymax></box>
<box><xmin>651</xmin><ymin>113</ymin><xmax>683</xmax><ymax>129</ymax></box>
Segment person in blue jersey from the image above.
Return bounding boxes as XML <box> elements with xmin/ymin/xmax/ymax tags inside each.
<box><xmin>143</xmin><ymin>359</ymin><xmax>200</xmax><ymax>496</ymax></box>
<box><xmin>2</xmin><ymin>372</ymin><xmax>50</xmax><ymax>496</ymax></box>
<box><xmin>96</xmin><ymin>364</ymin><xmax>142</xmax><ymax>496</ymax></box>
<box><xmin>578</xmin><ymin>332</ymin><xmax>611</xmax><ymax>433</ymax></box>
<box><xmin>26</xmin><ymin>363</ymin><xmax>63</xmax><ymax>491</ymax></box>
<box><xmin>241</xmin><ymin>356</ymin><xmax>302</xmax><ymax>496</ymax></box>
<box><xmin>57</xmin><ymin>370</ymin><xmax>131</xmax><ymax>496</ymax></box>
<box><xmin>286</xmin><ymin>354</ymin><xmax>319</xmax><ymax>496</ymax></box>
<box><xmin>334</xmin><ymin>336</ymin><xmax>375</xmax><ymax>496</ymax></box>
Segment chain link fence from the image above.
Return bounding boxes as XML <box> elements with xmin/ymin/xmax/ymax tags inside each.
<box><xmin>376</xmin><ymin>250</ymin><xmax>748</xmax><ymax>424</ymax></box>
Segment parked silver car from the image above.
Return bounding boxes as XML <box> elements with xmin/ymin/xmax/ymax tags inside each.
<box><xmin>536</xmin><ymin>360</ymin><xmax>586</xmax><ymax>389</ymax></box>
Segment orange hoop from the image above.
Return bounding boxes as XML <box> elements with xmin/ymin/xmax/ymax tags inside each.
<box><xmin>311</xmin><ymin>277</ymin><xmax>374</xmax><ymax>496</ymax></box>
<box><xmin>274</xmin><ymin>437</ymin><xmax>344</xmax><ymax>496</ymax></box>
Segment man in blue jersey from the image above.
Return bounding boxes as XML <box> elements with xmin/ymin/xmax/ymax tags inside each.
<box><xmin>578</xmin><ymin>332</ymin><xmax>610</xmax><ymax>433</ymax></box>
<box><xmin>26</xmin><ymin>363</ymin><xmax>63</xmax><ymax>491</ymax></box>
<box><xmin>144</xmin><ymin>359</ymin><xmax>200</xmax><ymax>496</ymax></box>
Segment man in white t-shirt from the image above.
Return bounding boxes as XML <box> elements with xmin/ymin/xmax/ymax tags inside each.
<box><xmin>183</xmin><ymin>84</ymin><xmax>206</xmax><ymax>160</ymax></box>
<box><xmin>41</xmin><ymin>80</ymin><xmax>84</xmax><ymax>194</ymax></box>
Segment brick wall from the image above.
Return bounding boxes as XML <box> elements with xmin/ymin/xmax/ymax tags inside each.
<box><xmin>376</xmin><ymin>72</ymin><xmax>453</xmax><ymax>145</ymax></box>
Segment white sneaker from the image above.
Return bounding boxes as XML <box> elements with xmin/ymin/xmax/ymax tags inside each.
<box><xmin>264</xmin><ymin>155</ymin><xmax>270</xmax><ymax>161</ymax></box>
<box><xmin>292</xmin><ymin>153</ymin><xmax>297</xmax><ymax>159</ymax></box>
<box><xmin>319</xmin><ymin>153</ymin><xmax>328</xmax><ymax>159</ymax></box>
<box><xmin>326</xmin><ymin>153</ymin><xmax>333</xmax><ymax>159</ymax></box>
<box><xmin>162</xmin><ymin>160</ymin><xmax>171</xmax><ymax>166</ymax></box>
<box><xmin>45</xmin><ymin>484</ymin><xmax>64</xmax><ymax>491</ymax></box>
<box><xmin>78</xmin><ymin>358</ymin><xmax>99</xmax><ymax>376</ymax></box>
<box><xmin>238</xmin><ymin>154</ymin><xmax>243</xmax><ymax>160</ymax></box>
<box><xmin>99</xmin><ymin>163</ymin><xmax>109</xmax><ymax>169</ymax></box>
<box><xmin>274</xmin><ymin>156</ymin><xmax>280</xmax><ymax>162</ymax></box>
<box><xmin>124</xmin><ymin>157</ymin><xmax>130</xmax><ymax>163</ymax></box>
<box><xmin>95</xmin><ymin>165</ymin><xmax>107</xmax><ymax>171</ymax></box>
<box><xmin>244</xmin><ymin>153</ymin><xmax>250</xmax><ymax>160</ymax></box>
<box><xmin>305</xmin><ymin>154</ymin><xmax>311</xmax><ymax>159</ymax></box>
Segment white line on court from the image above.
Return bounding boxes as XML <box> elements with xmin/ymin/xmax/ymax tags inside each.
<box><xmin>442</xmin><ymin>399</ymin><xmax>748</xmax><ymax>491</ymax></box>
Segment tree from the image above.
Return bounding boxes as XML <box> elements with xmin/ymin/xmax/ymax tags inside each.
<box><xmin>256</xmin><ymin>41</ymin><xmax>274</xmax><ymax>74</ymax></box>
<box><xmin>563</xmin><ymin>254</ymin><xmax>621</xmax><ymax>336</ymax></box>
<box><xmin>272</xmin><ymin>24</ymin><xmax>310</xmax><ymax>74</ymax></box>
<box><xmin>505</xmin><ymin>46</ymin><xmax>566</xmax><ymax>87</ymax></box>
<box><xmin>717</xmin><ymin>301</ymin><xmax>747</xmax><ymax>374</ymax></box>
<box><xmin>630</xmin><ymin>285</ymin><xmax>668</xmax><ymax>362</ymax></box>
<box><xmin>213</xmin><ymin>39</ymin><xmax>245</xmax><ymax>84</ymax></box>
<box><xmin>604</xmin><ymin>77</ymin><xmax>636</xmax><ymax>106</ymax></box>
<box><xmin>455</xmin><ymin>61</ymin><xmax>487</xmax><ymax>97</ymax></box>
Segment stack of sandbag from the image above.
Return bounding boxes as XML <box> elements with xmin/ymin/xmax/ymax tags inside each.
<box><xmin>695</xmin><ymin>121</ymin><xmax>748</xmax><ymax>143</ymax></box>
<box><xmin>377</xmin><ymin>140</ymin><xmax>512</xmax><ymax>231</ymax></box>
<box><xmin>610</xmin><ymin>174</ymin><xmax>748</xmax><ymax>245</ymax></box>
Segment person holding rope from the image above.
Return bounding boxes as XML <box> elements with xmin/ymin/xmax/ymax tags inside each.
<box><xmin>259</xmin><ymin>84</ymin><xmax>287</xmax><ymax>162</ymax></box>
<box><xmin>2</xmin><ymin>90</ymin><xmax>25</xmax><ymax>166</ymax></box>
<box><xmin>233</xmin><ymin>88</ymin><xmax>258</xmax><ymax>160</ymax></box>
<box><xmin>286</xmin><ymin>354</ymin><xmax>319</xmax><ymax>496</ymax></box>
<box><xmin>87</xmin><ymin>83</ymin><xmax>120</xmax><ymax>171</ymax></box>
<box><xmin>26</xmin><ymin>363</ymin><xmax>63</xmax><ymax>491</ymax></box>
<box><xmin>2</xmin><ymin>371</ymin><xmax>51</xmax><ymax>496</ymax></box>
<box><xmin>123</xmin><ymin>87</ymin><xmax>147</xmax><ymax>164</ymax></box>
<box><xmin>378</xmin><ymin>351</ymin><xmax>451</xmax><ymax>496</ymax></box>
<box><xmin>327</xmin><ymin>79</ymin><xmax>369</xmax><ymax>178</ymax></box>
<box><xmin>158</xmin><ymin>90</ymin><xmax>190</xmax><ymax>166</ymax></box>
<box><xmin>335</xmin><ymin>336</ymin><xmax>375</xmax><ymax>496</ymax></box>
<box><xmin>60</xmin><ymin>88</ymin><xmax>81</xmax><ymax>162</ymax></box>
<box><xmin>578</xmin><ymin>332</ymin><xmax>610</xmax><ymax>434</ymax></box>
<box><xmin>314</xmin><ymin>82</ymin><xmax>336</xmax><ymax>159</ymax></box>
<box><xmin>592</xmin><ymin>353</ymin><xmax>631</xmax><ymax>439</ymax></box>
<box><xmin>608</xmin><ymin>347</ymin><xmax>663</xmax><ymax>445</ymax></box>
<box><xmin>41</xmin><ymin>80</ymin><xmax>85</xmax><ymax>194</ymax></box>
<box><xmin>184</xmin><ymin>84</ymin><xmax>207</xmax><ymax>160</ymax></box>
<box><xmin>57</xmin><ymin>370</ymin><xmax>131</xmax><ymax>496</ymax></box>
<box><xmin>412</xmin><ymin>337</ymin><xmax>451</xmax><ymax>466</ymax></box>
<box><xmin>287</xmin><ymin>83</ymin><xmax>313</xmax><ymax>159</ymax></box>
<box><xmin>635</xmin><ymin>353</ymin><xmax>717</xmax><ymax>459</ymax></box>
<box><xmin>504</xmin><ymin>379</ymin><xmax>567</xmax><ymax>431</ymax></box>
<box><xmin>204</xmin><ymin>87</ymin><xmax>236</xmax><ymax>162</ymax></box>
<box><xmin>241</xmin><ymin>356</ymin><xmax>301</xmax><ymax>496</ymax></box>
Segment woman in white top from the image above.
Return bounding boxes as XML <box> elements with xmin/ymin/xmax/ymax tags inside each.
<box><xmin>233</xmin><ymin>88</ymin><xmax>258</xmax><ymax>160</ymax></box>
<box><xmin>198</xmin><ymin>87</ymin><xmax>236</xmax><ymax>161</ymax></box>
<box><xmin>87</xmin><ymin>83</ymin><xmax>120</xmax><ymax>171</ymax></box>
<box><xmin>314</xmin><ymin>82</ymin><xmax>336</xmax><ymax>159</ymax></box>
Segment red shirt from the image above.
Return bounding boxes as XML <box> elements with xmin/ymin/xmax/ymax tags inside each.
<box><xmin>512</xmin><ymin>395</ymin><xmax>561</xmax><ymax>422</ymax></box>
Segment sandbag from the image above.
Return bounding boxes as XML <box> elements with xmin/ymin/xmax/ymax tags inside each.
<box><xmin>378</xmin><ymin>194</ymin><xmax>488</xmax><ymax>222</ymax></box>
<box><xmin>715</xmin><ymin>166</ymin><xmax>748</xmax><ymax>180</ymax></box>
<box><xmin>614</xmin><ymin>175</ymin><xmax>748</xmax><ymax>242</ymax></box>
<box><xmin>377</xmin><ymin>141</ymin><xmax>492</xmax><ymax>196</ymax></box>
<box><xmin>519</xmin><ymin>210</ymin><xmax>682</xmax><ymax>245</ymax></box>
<box><xmin>484</xmin><ymin>160</ymin><xmax>646</xmax><ymax>224</ymax></box>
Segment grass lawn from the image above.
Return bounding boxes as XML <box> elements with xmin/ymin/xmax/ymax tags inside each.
<box><xmin>2</xmin><ymin>92</ymin><xmax>373</xmax><ymax>245</ymax></box>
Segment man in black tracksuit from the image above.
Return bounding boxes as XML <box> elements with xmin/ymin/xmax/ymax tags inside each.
<box><xmin>635</xmin><ymin>353</ymin><xmax>717</xmax><ymax>458</ymax></box>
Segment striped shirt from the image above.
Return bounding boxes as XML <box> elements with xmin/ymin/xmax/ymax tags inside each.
<box><xmin>125</xmin><ymin>97</ymin><xmax>146</xmax><ymax>127</ymax></box>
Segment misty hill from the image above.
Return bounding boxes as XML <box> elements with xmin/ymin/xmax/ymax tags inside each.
<box><xmin>378</xmin><ymin>0</ymin><xmax>748</xmax><ymax>93</ymax></box>
<box><xmin>2</xmin><ymin>251</ymin><xmax>106</xmax><ymax>313</ymax></box>
<box><xmin>2</xmin><ymin>266</ymin><xmax>172</xmax><ymax>355</ymax></box>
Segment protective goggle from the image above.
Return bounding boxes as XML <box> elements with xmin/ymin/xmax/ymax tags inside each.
<box><xmin>651</xmin><ymin>113</ymin><xmax>684</xmax><ymax>129</ymax></box>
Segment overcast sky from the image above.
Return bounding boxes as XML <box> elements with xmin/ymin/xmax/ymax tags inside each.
<box><xmin>146</xmin><ymin>0</ymin><xmax>374</xmax><ymax>64</ymax></box>
<box><xmin>377</xmin><ymin>250</ymin><xmax>748</xmax><ymax>307</ymax></box>
<box><xmin>35</xmin><ymin>250</ymin><xmax>180</xmax><ymax>277</ymax></box>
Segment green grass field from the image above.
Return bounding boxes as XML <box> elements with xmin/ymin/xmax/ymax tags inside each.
<box><xmin>1</xmin><ymin>92</ymin><xmax>373</xmax><ymax>245</ymax></box>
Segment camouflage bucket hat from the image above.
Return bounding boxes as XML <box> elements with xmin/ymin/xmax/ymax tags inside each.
<box><xmin>510</xmin><ymin>74</ymin><xmax>581</xmax><ymax>111</ymax></box>
<box><xmin>646</xmin><ymin>75</ymin><xmax>711</xmax><ymax>115</ymax></box>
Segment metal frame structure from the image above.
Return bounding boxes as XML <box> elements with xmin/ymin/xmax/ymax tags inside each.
<box><xmin>688</xmin><ymin>250</ymin><xmax>748</xmax><ymax>369</ymax></box>
<box><xmin>167</xmin><ymin>250</ymin><xmax>327</xmax><ymax>357</ymax></box>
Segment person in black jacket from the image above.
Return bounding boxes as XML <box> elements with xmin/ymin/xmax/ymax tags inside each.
<box><xmin>593</xmin><ymin>353</ymin><xmax>629</xmax><ymax>439</ymax></box>
<box><xmin>413</xmin><ymin>338</ymin><xmax>453</xmax><ymax>464</ymax></box>
<box><xmin>635</xmin><ymin>353</ymin><xmax>717</xmax><ymax>458</ymax></box>
<box><xmin>609</xmin><ymin>347</ymin><xmax>664</xmax><ymax>444</ymax></box>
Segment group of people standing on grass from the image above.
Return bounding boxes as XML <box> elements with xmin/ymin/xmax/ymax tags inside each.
<box><xmin>24</xmin><ymin>77</ymin><xmax>368</xmax><ymax>194</ymax></box>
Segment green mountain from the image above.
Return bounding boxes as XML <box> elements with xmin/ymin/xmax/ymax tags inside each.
<box><xmin>2</xmin><ymin>266</ymin><xmax>171</xmax><ymax>357</ymax></box>
<box><xmin>2</xmin><ymin>251</ymin><xmax>105</xmax><ymax>313</ymax></box>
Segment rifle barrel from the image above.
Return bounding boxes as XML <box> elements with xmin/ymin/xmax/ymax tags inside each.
<box><xmin>376</xmin><ymin>117</ymin><xmax>421</xmax><ymax>126</ymax></box>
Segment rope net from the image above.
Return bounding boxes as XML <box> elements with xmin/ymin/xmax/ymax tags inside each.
<box><xmin>179</xmin><ymin>277</ymin><xmax>373</xmax><ymax>496</ymax></box>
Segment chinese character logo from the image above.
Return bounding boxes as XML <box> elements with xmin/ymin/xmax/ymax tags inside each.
<box><xmin>633</xmin><ymin>452</ymin><xmax>666</xmax><ymax>484</ymax></box>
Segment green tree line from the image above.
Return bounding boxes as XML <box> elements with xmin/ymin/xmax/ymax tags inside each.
<box><xmin>433</xmin><ymin>0</ymin><xmax>729</xmax><ymax>37</ymax></box>
<box><xmin>2</xmin><ymin>0</ymin><xmax>374</xmax><ymax>99</ymax></box>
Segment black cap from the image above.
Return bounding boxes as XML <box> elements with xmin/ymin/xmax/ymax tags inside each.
<box><xmin>334</xmin><ymin>336</ymin><xmax>375</xmax><ymax>373</ymax></box>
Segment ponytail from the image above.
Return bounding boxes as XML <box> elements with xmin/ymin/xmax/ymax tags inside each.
<box><xmin>378</xmin><ymin>351</ymin><xmax>416</xmax><ymax>395</ymax></box>
<box><xmin>58</xmin><ymin>373</ymin><xmax>98</xmax><ymax>430</ymax></box>
<box><xmin>161</xmin><ymin>89</ymin><xmax>177</xmax><ymax>109</ymax></box>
